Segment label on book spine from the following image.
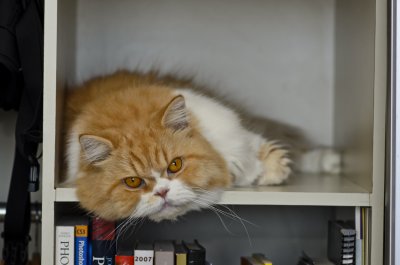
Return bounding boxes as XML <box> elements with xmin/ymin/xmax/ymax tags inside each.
<box><xmin>56</xmin><ymin>226</ymin><xmax>74</xmax><ymax>265</ymax></box>
<box><xmin>134</xmin><ymin>250</ymin><xmax>154</xmax><ymax>265</ymax></box>
<box><xmin>75</xmin><ymin>225</ymin><xmax>88</xmax><ymax>265</ymax></box>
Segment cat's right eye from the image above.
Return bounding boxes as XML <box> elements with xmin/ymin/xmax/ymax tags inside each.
<box><xmin>122</xmin><ymin>177</ymin><xmax>145</xmax><ymax>190</ymax></box>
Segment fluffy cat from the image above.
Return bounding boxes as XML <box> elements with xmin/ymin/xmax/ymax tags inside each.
<box><xmin>63</xmin><ymin>71</ymin><xmax>338</xmax><ymax>222</ymax></box>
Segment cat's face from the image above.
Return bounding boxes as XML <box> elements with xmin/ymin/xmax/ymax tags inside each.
<box><xmin>74</xmin><ymin>95</ymin><xmax>231</xmax><ymax>222</ymax></box>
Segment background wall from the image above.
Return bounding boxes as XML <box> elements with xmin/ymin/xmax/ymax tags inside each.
<box><xmin>64</xmin><ymin>0</ymin><xmax>335</xmax><ymax>146</ymax></box>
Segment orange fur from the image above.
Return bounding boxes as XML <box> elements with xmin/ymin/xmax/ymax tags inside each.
<box><xmin>65</xmin><ymin>71</ymin><xmax>231</xmax><ymax>220</ymax></box>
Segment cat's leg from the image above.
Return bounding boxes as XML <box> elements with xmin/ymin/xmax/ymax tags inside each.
<box><xmin>231</xmin><ymin>131</ymin><xmax>291</xmax><ymax>186</ymax></box>
<box><xmin>256</xmin><ymin>139</ymin><xmax>292</xmax><ymax>185</ymax></box>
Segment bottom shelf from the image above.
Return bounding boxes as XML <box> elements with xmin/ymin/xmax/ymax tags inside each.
<box><xmin>55</xmin><ymin>203</ymin><xmax>356</xmax><ymax>264</ymax></box>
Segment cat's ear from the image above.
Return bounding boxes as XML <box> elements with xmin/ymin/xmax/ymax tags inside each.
<box><xmin>161</xmin><ymin>95</ymin><xmax>189</xmax><ymax>131</ymax></box>
<box><xmin>79</xmin><ymin>135</ymin><xmax>113</xmax><ymax>164</ymax></box>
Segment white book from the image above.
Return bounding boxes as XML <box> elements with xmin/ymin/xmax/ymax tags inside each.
<box><xmin>55</xmin><ymin>226</ymin><xmax>75</xmax><ymax>265</ymax></box>
<box><xmin>154</xmin><ymin>241</ymin><xmax>174</xmax><ymax>265</ymax></box>
<box><xmin>134</xmin><ymin>243</ymin><xmax>154</xmax><ymax>265</ymax></box>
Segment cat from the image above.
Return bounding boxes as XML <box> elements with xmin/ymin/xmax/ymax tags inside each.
<box><xmin>63</xmin><ymin>70</ymin><xmax>340</xmax><ymax>222</ymax></box>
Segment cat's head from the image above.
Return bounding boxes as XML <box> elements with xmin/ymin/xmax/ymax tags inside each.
<box><xmin>74</xmin><ymin>95</ymin><xmax>231</xmax><ymax>222</ymax></box>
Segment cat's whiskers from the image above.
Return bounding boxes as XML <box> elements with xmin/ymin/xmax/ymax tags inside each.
<box><xmin>190</xmin><ymin>198</ymin><xmax>253</xmax><ymax>246</ymax></box>
<box><xmin>187</xmin><ymin>185</ymin><xmax>257</xmax><ymax>246</ymax></box>
<box><xmin>114</xmin><ymin>208</ymin><xmax>143</xmax><ymax>241</ymax></box>
<box><xmin>190</xmin><ymin>186</ymin><xmax>258</xmax><ymax>225</ymax></box>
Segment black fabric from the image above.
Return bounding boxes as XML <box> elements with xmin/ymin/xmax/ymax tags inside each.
<box><xmin>2</xmin><ymin>148</ymin><xmax>32</xmax><ymax>265</ymax></box>
<box><xmin>0</xmin><ymin>0</ymin><xmax>44</xmax><ymax>264</ymax></box>
<box><xmin>0</xmin><ymin>0</ymin><xmax>23</xmax><ymax>111</ymax></box>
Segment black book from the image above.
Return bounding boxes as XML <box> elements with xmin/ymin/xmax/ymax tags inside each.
<box><xmin>91</xmin><ymin>217</ymin><xmax>116</xmax><ymax>265</ymax></box>
<box><xmin>182</xmin><ymin>240</ymin><xmax>205</xmax><ymax>265</ymax></box>
<box><xmin>328</xmin><ymin>220</ymin><xmax>356</xmax><ymax>265</ymax></box>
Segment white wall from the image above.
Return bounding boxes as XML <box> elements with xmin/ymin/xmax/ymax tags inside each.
<box><xmin>68</xmin><ymin>0</ymin><xmax>335</xmax><ymax>146</ymax></box>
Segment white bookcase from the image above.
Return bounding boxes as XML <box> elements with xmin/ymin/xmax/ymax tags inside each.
<box><xmin>41</xmin><ymin>0</ymin><xmax>387</xmax><ymax>264</ymax></box>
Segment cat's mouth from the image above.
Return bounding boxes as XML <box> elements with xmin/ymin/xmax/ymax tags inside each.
<box><xmin>156</xmin><ymin>199</ymin><xmax>192</xmax><ymax>214</ymax></box>
<box><xmin>160</xmin><ymin>199</ymin><xmax>187</xmax><ymax>210</ymax></box>
<box><xmin>161</xmin><ymin>201</ymin><xmax>172</xmax><ymax>210</ymax></box>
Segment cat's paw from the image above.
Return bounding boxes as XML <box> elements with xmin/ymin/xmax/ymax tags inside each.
<box><xmin>320</xmin><ymin>149</ymin><xmax>341</xmax><ymax>174</ymax></box>
<box><xmin>297</xmin><ymin>148</ymin><xmax>341</xmax><ymax>174</ymax></box>
<box><xmin>257</xmin><ymin>141</ymin><xmax>291</xmax><ymax>185</ymax></box>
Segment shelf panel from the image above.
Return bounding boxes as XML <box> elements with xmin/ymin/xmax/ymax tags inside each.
<box><xmin>55</xmin><ymin>174</ymin><xmax>370</xmax><ymax>206</ymax></box>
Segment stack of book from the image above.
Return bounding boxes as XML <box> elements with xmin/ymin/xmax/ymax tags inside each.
<box><xmin>55</xmin><ymin>216</ymin><xmax>209</xmax><ymax>265</ymax></box>
<box><xmin>241</xmin><ymin>253</ymin><xmax>273</xmax><ymax>265</ymax></box>
<box><xmin>116</xmin><ymin>240</ymin><xmax>206</xmax><ymax>265</ymax></box>
<box><xmin>55</xmin><ymin>216</ymin><xmax>115</xmax><ymax>265</ymax></box>
<box><xmin>327</xmin><ymin>220</ymin><xmax>356</xmax><ymax>265</ymax></box>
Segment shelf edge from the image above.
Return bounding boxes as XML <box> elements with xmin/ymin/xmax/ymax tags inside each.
<box><xmin>55</xmin><ymin>188</ymin><xmax>371</xmax><ymax>206</ymax></box>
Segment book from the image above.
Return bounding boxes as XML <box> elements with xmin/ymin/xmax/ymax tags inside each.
<box><xmin>241</xmin><ymin>257</ymin><xmax>263</xmax><ymax>265</ymax></box>
<box><xmin>75</xmin><ymin>224</ymin><xmax>89</xmax><ymax>265</ymax></box>
<box><xmin>154</xmin><ymin>241</ymin><xmax>174</xmax><ymax>265</ymax></box>
<box><xmin>91</xmin><ymin>217</ymin><xmax>116</xmax><ymax>265</ymax></box>
<box><xmin>182</xmin><ymin>240</ymin><xmax>205</xmax><ymax>265</ymax></box>
<box><xmin>115</xmin><ymin>230</ymin><xmax>134</xmax><ymax>265</ymax></box>
<box><xmin>297</xmin><ymin>252</ymin><xmax>333</xmax><ymax>265</ymax></box>
<box><xmin>55</xmin><ymin>226</ymin><xmax>74</xmax><ymax>265</ymax></box>
<box><xmin>174</xmin><ymin>242</ymin><xmax>187</xmax><ymax>265</ymax></box>
<box><xmin>252</xmin><ymin>253</ymin><xmax>272</xmax><ymax>265</ymax></box>
<box><xmin>115</xmin><ymin>254</ymin><xmax>134</xmax><ymax>265</ymax></box>
<box><xmin>134</xmin><ymin>242</ymin><xmax>154</xmax><ymax>265</ymax></box>
<box><xmin>328</xmin><ymin>220</ymin><xmax>356</xmax><ymax>265</ymax></box>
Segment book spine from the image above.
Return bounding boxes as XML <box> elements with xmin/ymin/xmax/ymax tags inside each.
<box><xmin>91</xmin><ymin>217</ymin><xmax>116</xmax><ymax>265</ymax></box>
<box><xmin>134</xmin><ymin>250</ymin><xmax>154</xmax><ymax>265</ymax></box>
<box><xmin>56</xmin><ymin>226</ymin><xmax>75</xmax><ymax>265</ymax></box>
<box><xmin>175</xmin><ymin>254</ymin><xmax>187</xmax><ymax>265</ymax></box>
<box><xmin>75</xmin><ymin>225</ymin><xmax>89</xmax><ymax>265</ymax></box>
<box><xmin>115</xmin><ymin>255</ymin><xmax>134</xmax><ymax>265</ymax></box>
<box><xmin>155</xmin><ymin>252</ymin><xmax>174</xmax><ymax>265</ymax></box>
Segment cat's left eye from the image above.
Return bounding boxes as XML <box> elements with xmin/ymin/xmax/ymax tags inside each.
<box><xmin>123</xmin><ymin>177</ymin><xmax>145</xmax><ymax>190</ymax></box>
<box><xmin>167</xmin><ymin>157</ymin><xmax>183</xmax><ymax>174</ymax></box>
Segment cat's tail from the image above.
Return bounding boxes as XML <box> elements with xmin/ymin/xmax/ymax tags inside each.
<box><xmin>295</xmin><ymin>148</ymin><xmax>341</xmax><ymax>175</ymax></box>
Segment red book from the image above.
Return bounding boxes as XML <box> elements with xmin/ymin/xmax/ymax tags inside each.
<box><xmin>115</xmin><ymin>255</ymin><xmax>134</xmax><ymax>265</ymax></box>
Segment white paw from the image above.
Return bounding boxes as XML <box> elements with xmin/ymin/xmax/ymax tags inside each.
<box><xmin>298</xmin><ymin>148</ymin><xmax>341</xmax><ymax>174</ymax></box>
<box><xmin>320</xmin><ymin>149</ymin><xmax>341</xmax><ymax>174</ymax></box>
<box><xmin>257</xmin><ymin>142</ymin><xmax>291</xmax><ymax>185</ymax></box>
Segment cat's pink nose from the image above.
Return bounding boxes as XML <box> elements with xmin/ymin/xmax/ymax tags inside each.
<box><xmin>155</xmin><ymin>188</ymin><xmax>169</xmax><ymax>198</ymax></box>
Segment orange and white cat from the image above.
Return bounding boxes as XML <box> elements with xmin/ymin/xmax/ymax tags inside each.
<box><xmin>64</xmin><ymin>71</ymin><xmax>339</xmax><ymax>222</ymax></box>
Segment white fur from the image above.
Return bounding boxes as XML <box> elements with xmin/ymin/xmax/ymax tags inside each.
<box><xmin>175</xmin><ymin>89</ymin><xmax>341</xmax><ymax>183</ymax></box>
<box><xmin>176</xmin><ymin>89</ymin><xmax>266</xmax><ymax>186</ymax></box>
<box><xmin>133</xmin><ymin>173</ymin><xmax>222</xmax><ymax>222</ymax></box>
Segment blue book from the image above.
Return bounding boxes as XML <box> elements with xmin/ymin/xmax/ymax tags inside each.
<box><xmin>75</xmin><ymin>224</ymin><xmax>89</xmax><ymax>265</ymax></box>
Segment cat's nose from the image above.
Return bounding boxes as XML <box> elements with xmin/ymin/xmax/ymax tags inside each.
<box><xmin>155</xmin><ymin>188</ymin><xmax>170</xmax><ymax>198</ymax></box>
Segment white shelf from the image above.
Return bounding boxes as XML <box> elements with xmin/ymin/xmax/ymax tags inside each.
<box><xmin>55</xmin><ymin>174</ymin><xmax>370</xmax><ymax>206</ymax></box>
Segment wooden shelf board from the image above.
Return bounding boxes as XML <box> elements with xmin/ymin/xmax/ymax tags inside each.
<box><xmin>56</xmin><ymin>174</ymin><xmax>370</xmax><ymax>206</ymax></box>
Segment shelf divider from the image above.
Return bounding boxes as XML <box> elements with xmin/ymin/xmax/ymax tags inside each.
<box><xmin>55</xmin><ymin>174</ymin><xmax>370</xmax><ymax>206</ymax></box>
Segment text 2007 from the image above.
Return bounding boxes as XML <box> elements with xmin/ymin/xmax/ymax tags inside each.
<box><xmin>135</xmin><ymin>256</ymin><xmax>152</xmax><ymax>262</ymax></box>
